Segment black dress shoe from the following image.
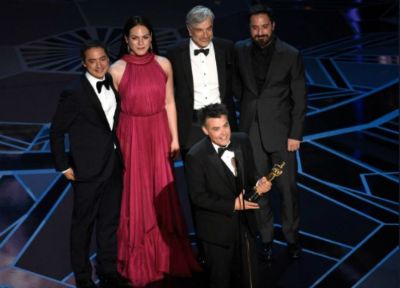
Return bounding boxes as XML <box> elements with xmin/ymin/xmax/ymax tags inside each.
<box><xmin>75</xmin><ymin>279</ymin><xmax>97</xmax><ymax>288</ymax></box>
<box><xmin>99</xmin><ymin>273</ymin><xmax>131</xmax><ymax>288</ymax></box>
<box><xmin>260</xmin><ymin>242</ymin><xmax>273</xmax><ymax>261</ymax></box>
<box><xmin>288</xmin><ymin>243</ymin><xmax>301</xmax><ymax>259</ymax></box>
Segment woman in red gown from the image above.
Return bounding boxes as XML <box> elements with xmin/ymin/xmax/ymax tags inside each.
<box><xmin>109</xmin><ymin>16</ymin><xmax>200</xmax><ymax>287</ymax></box>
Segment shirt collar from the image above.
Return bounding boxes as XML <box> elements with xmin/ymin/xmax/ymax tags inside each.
<box><xmin>85</xmin><ymin>72</ymin><xmax>106</xmax><ymax>91</ymax></box>
<box><xmin>211</xmin><ymin>140</ymin><xmax>231</xmax><ymax>153</ymax></box>
<box><xmin>189</xmin><ymin>39</ymin><xmax>213</xmax><ymax>54</ymax></box>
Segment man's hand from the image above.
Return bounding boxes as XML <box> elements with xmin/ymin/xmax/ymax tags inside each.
<box><xmin>234</xmin><ymin>192</ymin><xmax>260</xmax><ymax>210</ymax></box>
<box><xmin>288</xmin><ymin>138</ymin><xmax>301</xmax><ymax>152</ymax></box>
<box><xmin>63</xmin><ymin>168</ymin><xmax>76</xmax><ymax>181</ymax></box>
<box><xmin>255</xmin><ymin>177</ymin><xmax>272</xmax><ymax>194</ymax></box>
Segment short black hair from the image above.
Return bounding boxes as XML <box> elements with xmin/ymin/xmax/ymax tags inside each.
<box><xmin>248</xmin><ymin>3</ymin><xmax>275</xmax><ymax>23</ymax></box>
<box><xmin>199</xmin><ymin>103</ymin><xmax>229</xmax><ymax>125</ymax></box>
<box><xmin>80</xmin><ymin>40</ymin><xmax>109</xmax><ymax>61</ymax></box>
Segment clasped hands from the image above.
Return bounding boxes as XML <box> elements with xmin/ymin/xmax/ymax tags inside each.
<box><xmin>234</xmin><ymin>177</ymin><xmax>271</xmax><ymax>211</ymax></box>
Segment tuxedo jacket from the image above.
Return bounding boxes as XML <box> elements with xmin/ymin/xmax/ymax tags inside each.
<box><xmin>185</xmin><ymin>133</ymin><xmax>259</xmax><ymax>247</ymax></box>
<box><xmin>234</xmin><ymin>37</ymin><xmax>307</xmax><ymax>152</ymax></box>
<box><xmin>166</xmin><ymin>38</ymin><xmax>238</xmax><ymax>148</ymax></box>
<box><xmin>50</xmin><ymin>73</ymin><xmax>122</xmax><ymax>182</ymax></box>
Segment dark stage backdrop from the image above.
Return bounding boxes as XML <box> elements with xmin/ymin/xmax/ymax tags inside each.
<box><xmin>0</xmin><ymin>1</ymin><xmax>398</xmax><ymax>288</ymax></box>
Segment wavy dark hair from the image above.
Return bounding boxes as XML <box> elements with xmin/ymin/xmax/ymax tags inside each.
<box><xmin>199</xmin><ymin>103</ymin><xmax>229</xmax><ymax>125</ymax></box>
<box><xmin>80</xmin><ymin>40</ymin><xmax>109</xmax><ymax>61</ymax></box>
<box><xmin>118</xmin><ymin>16</ymin><xmax>159</xmax><ymax>58</ymax></box>
<box><xmin>248</xmin><ymin>3</ymin><xmax>275</xmax><ymax>23</ymax></box>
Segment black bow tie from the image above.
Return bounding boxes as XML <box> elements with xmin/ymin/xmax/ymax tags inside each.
<box><xmin>217</xmin><ymin>143</ymin><xmax>232</xmax><ymax>157</ymax></box>
<box><xmin>194</xmin><ymin>48</ymin><xmax>209</xmax><ymax>56</ymax></box>
<box><xmin>96</xmin><ymin>78</ymin><xmax>111</xmax><ymax>93</ymax></box>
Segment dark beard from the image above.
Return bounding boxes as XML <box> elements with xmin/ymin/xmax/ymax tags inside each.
<box><xmin>255</xmin><ymin>35</ymin><xmax>273</xmax><ymax>48</ymax></box>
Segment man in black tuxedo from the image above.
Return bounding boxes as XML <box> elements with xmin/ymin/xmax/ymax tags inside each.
<box><xmin>166</xmin><ymin>5</ymin><xmax>237</xmax><ymax>158</ymax></box>
<box><xmin>185</xmin><ymin>104</ymin><xmax>271</xmax><ymax>288</ymax></box>
<box><xmin>50</xmin><ymin>41</ymin><xmax>127</xmax><ymax>288</ymax></box>
<box><xmin>234</xmin><ymin>4</ymin><xmax>307</xmax><ymax>260</ymax></box>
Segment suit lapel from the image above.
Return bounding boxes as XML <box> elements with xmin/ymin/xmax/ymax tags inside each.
<box><xmin>232</xmin><ymin>139</ymin><xmax>245</xmax><ymax>194</ymax></box>
<box><xmin>242</xmin><ymin>40</ymin><xmax>258</xmax><ymax>96</ymax></box>
<box><xmin>233</xmin><ymin>143</ymin><xmax>244</xmax><ymax>177</ymax></box>
<box><xmin>82</xmin><ymin>75</ymin><xmax>111</xmax><ymax>130</ymax></box>
<box><xmin>261</xmin><ymin>38</ymin><xmax>281</xmax><ymax>92</ymax></box>
<box><xmin>108</xmin><ymin>73</ymin><xmax>120</xmax><ymax>132</ymax></box>
<box><xmin>214</xmin><ymin>40</ymin><xmax>226</xmax><ymax>100</ymax></box>
<box><xmin>181</xmin><ymin>41</ymin><xmax>194</xmax><ymax>98</ymax></box>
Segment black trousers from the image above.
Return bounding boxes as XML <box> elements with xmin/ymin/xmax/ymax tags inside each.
<box><xmin>202</xmin><ymin>223</ymin><xmax>258</xmax><ymax>288</ymax></box>
<box><xmin>70</xmin><ymin>155</ymin><xmax>122</xmax><ymax>281</ymax></box>
<box><xmin>249</xmin><ymin>121</ymin><xmax>300</xmax><ymax>244</ymax></box>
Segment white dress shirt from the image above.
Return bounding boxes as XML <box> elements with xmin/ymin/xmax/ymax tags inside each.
<box><xmin>190</xmin><ymin>39</ymin><xmax>221</xmax><ymax>110</ymax></box>
<box><xmin>212</xmin><ymin>141</ymin><xmax>237</xmax><ymax>176</ymax></box>
<box><xmin>85</xmin><ymin>72</ymin><xmax>117</xmax><ymax>130</ymax></box>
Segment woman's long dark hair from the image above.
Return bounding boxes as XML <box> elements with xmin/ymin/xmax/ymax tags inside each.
<box><xmin>118</xmin><ymin>16</ymin><xmax>159</xmax><ymax>59</ymax></box>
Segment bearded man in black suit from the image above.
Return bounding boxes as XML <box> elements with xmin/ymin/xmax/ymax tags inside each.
<box><xmin>234</xmin><ymin>4</ymin><xmax>307</xmax><ymax>260</ymax></box>
<box><xmin>50</xmin><ymin>41</ymin><xmax>128</xmax><ymax>288</ymax></box>
<box><xmin>185</xmin><ymin>103</ymin><xmax>271</xmax><ymax>288</ymax></box>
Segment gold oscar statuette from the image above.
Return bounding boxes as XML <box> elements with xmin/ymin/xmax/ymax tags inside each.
<box><xmin>247</xmin><ymin>161</ymin><xmax>286</xmax><ymax>202</ymax></box>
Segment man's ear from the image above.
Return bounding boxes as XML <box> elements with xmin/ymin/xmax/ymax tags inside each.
<box><xmin>187</xmin><ymin>25</ymin><xmax>192</xmax><ymax>37</ymax></box>
<box><xmin>202</xmin><ymin>125</ymin><xmax>209</xmax><ymax>136</ymax></box>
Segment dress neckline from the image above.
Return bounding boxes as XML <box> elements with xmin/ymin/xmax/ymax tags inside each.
<box><xmin>123</xmin><ymin>52</ymin><xmax>154</xmax><ymax>65</ymax></box>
